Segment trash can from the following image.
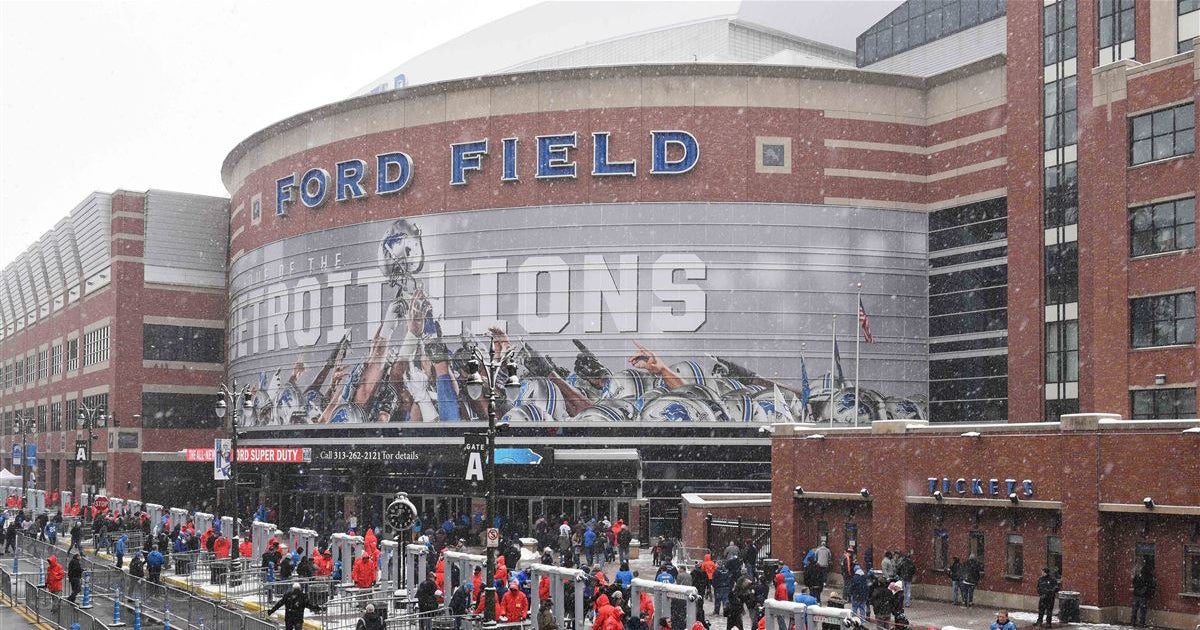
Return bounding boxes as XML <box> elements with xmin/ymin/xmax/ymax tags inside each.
<box><xmin>209</xmin><ymin>560</ymin><xmax>228</xmax><ymax>585</ymax></box>
<box><xmin>629</xmin><ymin>539</ymin><xmax>641</xmax><ymax>560</ymax></box>
<box><xmin>1057</xmin><ymin>591</ymin><xmax>1080</xmax><ymax>623</ymax></box>
<box><xmin>174</xmin><ymin>555</ymin><xmax>192</xmax><ymax>575</ymax></box>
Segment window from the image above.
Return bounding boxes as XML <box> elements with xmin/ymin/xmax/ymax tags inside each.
<box><xmin>25</xmin><ymin>356</ymin><xmax>35</xmax><ymax>384</ymax></box>
<box><xmin>66</xmin><ymin>338</ymin><xmax>79</xmax><ymax>372</ymax></box>
<box><xmin>1046</xmin><ymin>398</ymin><xmax>1080</xmax><ymax>421</ymax></box>
<box><xmin>933</xmin><ymin>530</ymin><xmax>950</xmax><ymax>571</ymax></box>
<box><xmin>1046</xmin><ymin>320</ymin><xmax>1079</xmax><ymax>384</ymax></box>
<box><xmin>969</xmin><ymin>531</ymin><xmax>986</xmax><ymax>565</ymax></box>
<box><xmin>13</xmin><ymin>359</ymin><xmax>23</xmax><ymax>386</ymax></box>
<box><xmin>1130</xmin><ymin>103</ymin><xmax>1195</xmax><ymax>165</ymax></box>
<box><xmin>65</xmin><ymin>399</ymin><xmax>78</xmax><ymax>431</ymax></box>
<box><xmin>140</xmin><ymin>392</ymin><xmax>222</xmax><ymax>429</ymax></box>
<box><xmin>36</xmin><ymin>404</ymin><xmax>47</xmax><ymax>433</ymax></box>
<box><xmin>1130</xmin><ymin>198</ymin><xmax>1195</xmax><ymax>257</ymax></box>
<box><xmin>2</xmin><ymin>363</ymin><xmax>10</xmax><ymax>389</ymax></box>
<box><xmin>1047</xmin><ymin>536</ymin><xmax>1063</xmax><ymax>578</ymax></box>
<box><xmin>1099</xmin><ymin>0</ymin><xmax>1135</xmax><ymax>57</ymax></box>
<box><xmin>1135</xmin><ymin>542</ymin><xmax>1156</xmax><ymax>574</ymax></box>
<box><xmin>81</xmin><ymin>393</ymin><xmax>108</xmax><ymax>426</ymax></box>
<box><xmin>82</xmin><ymin>325</ymin><xmax>110</xmax><ymax>367</ymax></box>
<box><xmin>1182</xmin><ymin>0</ymin><xmax>1200</xmax><ymax>53</ymax></box>
<box><xmin>1044</xmin><ymin>162</ymin><xmax>1078</xmax><ymax>229</ymax></box>
<box><xmin>1044</xmin><ymin>77</ymin><xmax>1078</xmax><ymax>151</ymax></box>
<box><xmin>845</xmin><ymin>522</ymin><xmax>859</xmax><ymax>551</ymax></box>
<box><xmin>1043</xmin><ymin>0</ymin><xmax>1077</xmax><ymax>65</ymax></box>
<box><xmin>50</xmin><ymin>402</ymin><xmax>61</xmax><ymax>432</ymax></box>
<box><xmin>37</xmin><ymin>349</ymin><xmax>47</xmax><ymax>381</ymax></box>
<box><xmin>816</xmin><ymin>520</ymin><xmax>829</xmax><ymax>547</ymax></box>
<box><xmin>1045</xmin><ymin>242</ymin><xmax>1079</xmax><ymax>305</ymax></box>
<box><xmin>143</xmin><ymin>324</ymin><xmax>224</xmax><ymax>363</ymax></box>
<box><xmin>1185</xmin><ymin>545</ymin><xmax>1200</xmax><ymax>595</ymax></box>
<box><xmin>1005</xmin><ymin>534</ymin><xmax>1024</xmax><ymax>578</ymax></box>
<box><xmin>1131</xmin><ymin>292</ymin><xmax>1196</xmax><ymax>347</ymax></box>
<box><xmin>2</xmin><ymin>412</ymin><xmax>9</xmax><ymax>436</ymax></box>
<box><xmin>50</xmin><ymin>344</ymin><xmax>62</xmax><ymax>377</ymax></box>
<box><xmin>1131</xmin><ymin>388</ymin><xmax>1197</xmax><ymax>419</ymax></box>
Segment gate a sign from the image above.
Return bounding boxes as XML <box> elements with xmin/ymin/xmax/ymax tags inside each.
<box><xmin>75</xmin><ymin>439</ymin><xmax>89</xmax><ymax>463</ymax></box>
<box><xmin>463</xmin><ymin>433</ymin><xmax>488</xmax><ymax>485</ymax></box>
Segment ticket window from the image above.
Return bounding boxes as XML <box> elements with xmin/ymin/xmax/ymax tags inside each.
<box><xmin>1135</xmin><ymin>542</ymin><xmax>1155</xmax><ymax>574</ymax></box>
<box><xmin>844</xmin><ymin>522</ymin><xmax>858</xmax><ymax>552</ymax></box>
<box><xmin>1046</xmin><ymin>536</ymin><xmax>1063</xmax><ymax>578</ymax></box>
<box><xmin>816</xmin><ymin>520</ymin><xmax>829</xmax><ymax>548</ymax></box>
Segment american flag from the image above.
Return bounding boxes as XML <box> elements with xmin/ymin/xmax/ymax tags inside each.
<box><xmin>858</xmin><ymin>298</ymin><xmax>876</xmax><ymax>343</ymax></box>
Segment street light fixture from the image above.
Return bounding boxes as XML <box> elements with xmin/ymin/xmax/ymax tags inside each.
<box><xmin>14</xmin><ymin>413</ymin><xmax>35</xmax><ymax>510</ymax></box>
<box><xmin>214</xmin><ymin>382</ymin><xmax>253</xmax><ymax>560</ymax></box>
<box><xmin>461</xmin><ymin>338</ymin><xmax>521</xmax><ymax>626</ymax></box>
<box><xmin>78</xmin><ymin>403</ymin><xmax>109</xmax><ymax>515</ymax></box>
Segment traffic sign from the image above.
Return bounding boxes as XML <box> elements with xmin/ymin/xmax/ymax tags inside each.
<box><xmin>385</xmin><ymin>494</ymin><xmax>418</xmax><ymax>532</ymax></box>
<box><xmin>93</xmin><ymin>496</ymin><xmax>109</xmax><ymax>511</ymax></box>
<box><xmin>494</xmin><ymin>448</ymin><xmax>543</xmax><ymax>465</ymax></box>
<box><xmin>485</xmin><ymin>527</ymin><xmax>500</xmax><ymax>548</ymax></box>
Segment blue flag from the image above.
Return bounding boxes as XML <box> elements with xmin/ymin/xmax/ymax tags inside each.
<box><xmin>799</xmin><ymin>357</ymin><xmax>811</xmax><ymax>407</ymax></box>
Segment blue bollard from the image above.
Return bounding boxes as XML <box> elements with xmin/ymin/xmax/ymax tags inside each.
<box><xmin>113</xmin><ymin>585</ymin><xmax>124</xmax><ymax>626</ymax></box>
<box><xmin>70</xmin><ymin>624</ymin><xmax>81</xmax><ymax>630</ymax></box>
<box><xmin>38</xmin><ymin>558</ymin><xmax>45</xmax><ymax>586</ymax></box>
<box><xmin>133</xmin><ymin>598</ymin><xmax>142</xmax><ymax>630</ymax></box>
<box><xmin>81</xmin><ymin>570</ymin><xmax>93</xmax><ymax>608</ymax></box>
<box><xmin>163</xmin><ymin>602</ymin><xmax>170</xmax><ymax>630</ymax></box>
<box><xmin>198</xmin><ymin>617</ymin><xmax>204</xmax><ymax>630</ymax></box>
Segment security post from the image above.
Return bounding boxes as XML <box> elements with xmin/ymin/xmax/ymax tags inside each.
<box><xmin>289</xmin><ymin>527</ymin><xmax>318</xmax><ymax>558</ymax></box>
<box><xmin>442</xmin><ymin>549</ymin><xmax>487</xmax><ymax>593</ymax></box>
<box><xmin>145</xmin><ymin>504</ymin><xmax>164</xmax><ymax>534</ymax></box>
<box><xmin>194</xmin><ymin>511</ymin><xmax>214</xmax><ymax>534</ymax></box>
<box><xmin>127</xmin><ymin>500</ymin><xmax>143</xmax><ymax>516</ymax></box>
<box><xmin>251</xmin><ymin>521</ymin><xmax>276</xmax><ymax>560</ymax></box>
<box><xmin>379</xmin><ymin>540</ymin><xmax>400</xmax><ymax>589</ymax></box>
<box><xmin>169</xmin><ymin>508</ymin><xmax>188</xmax><ymax>532</ymax></box>
<box><xmin>528</xmin><ymin>564</ymin><xmax>587</xmax><ymax>630</ymax></box>
<box><xmin>630</xmin><ymin>577</ymin><xmax>700</xmax><ymax>629</ymax></box>
<box><xmin>403</xmin><ymin>544</ymin><xmax>430</xmax><ymax>592</ymax></box>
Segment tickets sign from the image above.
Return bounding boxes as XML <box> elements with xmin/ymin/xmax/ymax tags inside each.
<box><xmin>185</xmin><ymin>447</ymin><xmax>312</xmax><ymax>464</ymax></box>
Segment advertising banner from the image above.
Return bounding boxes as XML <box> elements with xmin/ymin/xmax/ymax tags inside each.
<box><xmin>213</xmin><ymin>439</ymin><xmax>232</xmax><ymax>480</ymax></box>
<box><xmin>228</xmin><ymin>203</ymin><xmax>928</xmax><ymax>427</ymax></box>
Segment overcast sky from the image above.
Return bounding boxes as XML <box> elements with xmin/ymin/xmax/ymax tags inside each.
<box><xmin>0</xmin><ymin>0</ymin><xmax>540</xmax><ymax>268</ymax></box>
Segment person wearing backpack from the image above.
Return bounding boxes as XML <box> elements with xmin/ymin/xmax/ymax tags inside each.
<box><xmin>356</xmin><ymin>604</ymin><xmax>386</xmax><ymax>630</ymax></box>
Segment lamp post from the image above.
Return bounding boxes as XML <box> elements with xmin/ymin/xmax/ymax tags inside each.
<box><xmin>462</xmin><ymin>338</ymin><xmax>521</xmax><ymax>626</ymax></box>
<box><xmin>214</xmin><ymin>382</ymin><xmax>252</xmax><ymax>559</ymax></box>
<box><xmin>78</xmin><ymin>403</ymin><xmax>109</xmax><ymax>515</ymax></box>
<box><xmin>14</xmin><ymin>413</ymin><xmax>34</xmax><ymax>510</ymax></box>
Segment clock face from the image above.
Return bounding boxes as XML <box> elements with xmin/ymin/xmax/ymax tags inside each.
<box><xmin>386</xmin><ymin>498</ymin><xmax>417</xmax><ymax>531</ymax></box>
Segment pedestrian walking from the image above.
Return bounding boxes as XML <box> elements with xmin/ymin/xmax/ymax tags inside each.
<box><xmin>67</xmin><ymin>553</ymin><xmax>83</xmax><ymax>603</ymax></box>
<box><xmin>268</xmin><ymin>582</ymin><xmax>324</xmax><ymax>630</ymax></box>
<box><xmin>1130</xmin><ymin>564</ymin><xmax>1155</xmax><ymax>627</ymax></box>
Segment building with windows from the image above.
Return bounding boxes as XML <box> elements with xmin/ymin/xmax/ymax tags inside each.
<box><xmin>209</xmin><ymin>0</ymin><xmax>1198</xmax><ymax>547</ymax></box>
<box><xmin>0</xmin><ymin>189</ymin><xmax>230</xmax><ymax>507</ymax></box>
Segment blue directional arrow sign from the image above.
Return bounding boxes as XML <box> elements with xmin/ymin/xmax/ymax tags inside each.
<box><xmin>494</xmin><ymin>448</ymin><xmax>543</xmax><ymax>465</ymax></box>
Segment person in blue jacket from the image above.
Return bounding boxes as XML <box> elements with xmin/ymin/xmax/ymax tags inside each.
<box><xmin>584</xmin><ymin>526</ymin><xmax>597</xmax><ymax>566</ymax></box>
<box><xmin>793</xmin><ymin>586</ymin><xmax>818</xmax><ymax>606</ymax></box>
<box><xmin>779</xmin><ymin>565</ymin><xmax>796</xmax><ymax>601</ymax></box>
<box><xmin>146</xmin><ymin>548</ymin><xmax>165</xmax><ymax>583</ymax></box>
<box><xmin>114</xmin><ymin>534</ymin><xmax>128</xmax><ymax>569</ymax></box>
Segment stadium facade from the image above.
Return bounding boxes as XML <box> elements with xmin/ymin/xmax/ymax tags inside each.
<box><xmin>2</xmin><ymin>0</ymin><xmax>1198</xmax><ymax>580</ymax></box>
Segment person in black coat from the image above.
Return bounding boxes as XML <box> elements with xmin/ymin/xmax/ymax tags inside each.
<box><xmin>416</xmin><ymin>571</ymin><xmax>440</xmax><ymax>630</ymax></box>
<box><xmin>67</xmin><ymin>553</ymin><xmax>84</xmax><ymax>603</ymax></box>
<box><xmin>1035</xmin><ymin>568</ymin><xmax>1059</xmax><ymax>627</ymax></box>
<box><xmin>1130</xmin><ymin>565</ymin><xmax>1155</xmax><ymax>627</ymax></box>
<box><xmin>268</xmin><ymin>582</ymin><xmax>324</xmax><ymax>630</ymax></box>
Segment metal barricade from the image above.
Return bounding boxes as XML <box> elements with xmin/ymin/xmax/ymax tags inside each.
<box><xmin>630</xmin><ymin>577</ymin><xmax>700</xmax><ymax>629</ymax></box>
<box><xmin>528</xmin><ymin>563</ymin><xmax>587</xmax><ymax>630</ymax></box>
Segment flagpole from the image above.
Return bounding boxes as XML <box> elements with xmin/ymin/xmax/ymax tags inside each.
<box><xmin>855</xmin><ymin>283</ymin><xmax>862</xmax><ymax>429</ymax></box>
<box><xmin>829</xmin><ymin>315</ymin><xmax>836</xmax><ymax>427</ymax></box>
<box><xmin>800</xmin><ymin>342</ymin><xmax>808</xmax><ymax>422</ymax></box>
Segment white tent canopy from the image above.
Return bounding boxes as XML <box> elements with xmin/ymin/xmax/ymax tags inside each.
<box><xmin>0</xmin><ymin>468</ymin><xmax>21</xmax><ymax>487</ymax></box>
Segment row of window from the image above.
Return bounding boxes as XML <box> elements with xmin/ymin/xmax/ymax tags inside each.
<box><xmin>1131</xmin><ymin>387</ymin><xmax>1197</xmax><ymax>419</ymax></box>
<box><xmin>0</xmin><ymin>393</ymin><xmax>106</xmax><ymax>436</ymax></box>
<box><xmin>1</xmin><ymin>333</ymin><xmax>94</xmax><ymax>391</ymax></box>
<box><xmin>857</xmin><ymin>0</ymin><xmax>1007</xmax><ymax>67</ymax></box>
<box><xmin>1131</xmin><ymin>292</ymin><xmax>1196</xmax><ymax>347</ymax></box>
<box><xmin>1130</xmin><ymin>103</ymin><xmax>1195</xmax><ymax>166</ymax></box>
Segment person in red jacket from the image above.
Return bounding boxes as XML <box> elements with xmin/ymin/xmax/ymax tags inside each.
<box><xmin>239</xmin><ymin>538</ymin><xmax>253</xmax><ymax>559</ymax></box>
<box><xmin>214</xmin><ymin>535</ymin><xmax>232</xmax><ymax>559</ymax></box>
<box><xmin>774</xmin><ymin>572</ymin><xmax>787</xmax><ymax>601</ymax></box>
<box><xmin>538</xmin><ymin>575</ymin><xmax>551</xmax><ymax>601</ymax></box>
<box><xmin>500</xmin><ymin>580</ymin><xmax>529</xmax><ymax>621</ymax></box>
<box><xmin>45</xmin><ymin>555</ymin><xmax>66</xmax><ymax>595</ymax></box>
<box><xmin>352</xmin><ymin>553</ymin><xmax>376</xmax><ymax>588</ymax></box>
<box><xmin>435</xmin><ymin>557</ymin><xmax>446</xmax><ymax>592</ymax></box>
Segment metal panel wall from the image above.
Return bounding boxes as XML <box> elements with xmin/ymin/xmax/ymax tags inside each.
<box><xmin>53</xmin><ymin>218</ymin><xmax>81</xmax><ymax>288</ymax></box>
<box><xmin>38</xmin><ymin>235</ymin><xmax>64</xmax><ymax>299</ymax></box>
<box><xmin>70</xmin><ymin>193</ymin><xmax>112</xmax><ymax>278</ymax></box>
<box><xmin>143</xmin><ymin>190</ymin><xmax>229</xmax><ymax>287</ymax></box>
